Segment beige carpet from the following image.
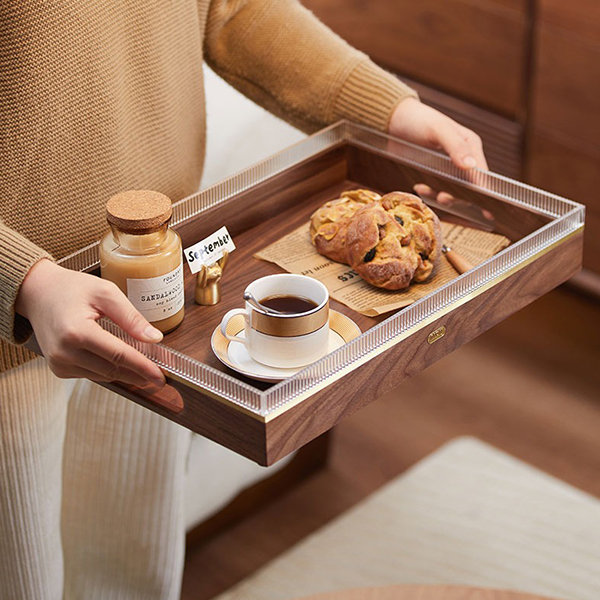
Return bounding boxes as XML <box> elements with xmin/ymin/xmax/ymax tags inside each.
<box><xmin>212</xmin><ymin>437</ymin><xmax>600</xmax><ymax>600</ymax></box>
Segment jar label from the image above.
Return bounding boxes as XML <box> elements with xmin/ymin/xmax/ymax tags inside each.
<box><xmin>126</xmin><ymin>262</ymin><xmax>184</xmax><ymax>323</ymax></box>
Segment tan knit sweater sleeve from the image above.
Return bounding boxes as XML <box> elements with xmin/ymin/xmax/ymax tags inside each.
<box><xmin>0</xmin><ymin>219</ymin><xmax>52</xmax><ymax>345</ymax></box>
<box><xmin>204</xmin><ymin>0</ymin><xmax>418</xmax><ymax>133</ymax></box>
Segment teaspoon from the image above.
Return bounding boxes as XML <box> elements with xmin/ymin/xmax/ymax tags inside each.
<box><xmin>243</xmin><ymin>291</ymin><xmax>287</xmax><ymax>315</ymax></box>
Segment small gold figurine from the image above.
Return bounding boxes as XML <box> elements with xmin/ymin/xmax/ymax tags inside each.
<box><xmin>195</xmin><ymin>252</ymin><xmax>229</xmax><ymax>305</ymax></box>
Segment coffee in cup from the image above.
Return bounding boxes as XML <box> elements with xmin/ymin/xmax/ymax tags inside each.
<box><xmin>219</xmin><ymin>274</ymin><xmax>329</xmax><ymax>368</ymax></box>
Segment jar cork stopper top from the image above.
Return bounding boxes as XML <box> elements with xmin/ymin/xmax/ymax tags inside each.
<box><xmin>106</xmin><ymin>190</ymin><xmax>173</xmax><ymax>234</ymax></box>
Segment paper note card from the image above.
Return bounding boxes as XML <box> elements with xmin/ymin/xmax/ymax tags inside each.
<box><xmin>184</xmin><ymin>226</ymin><xmax>236</xmax><ymax>274</ymax></box>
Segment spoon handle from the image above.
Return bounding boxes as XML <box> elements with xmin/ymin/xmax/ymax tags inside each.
<box><xmin>442</xmin><ymin>245</ymin><xmax>473</xmax><ymax>274</ymax></box>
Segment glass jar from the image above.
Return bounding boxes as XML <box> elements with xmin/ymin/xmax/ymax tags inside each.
<box><xmin>100</xmin><ymin>190</ymin><xmax>185</xmax><ymax>333</ymax></box>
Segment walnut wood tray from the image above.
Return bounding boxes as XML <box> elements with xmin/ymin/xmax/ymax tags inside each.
<box><xmin>51</xmin><ymin>122</ymin><xmax>585</xmax><ymax>465</ymax></box>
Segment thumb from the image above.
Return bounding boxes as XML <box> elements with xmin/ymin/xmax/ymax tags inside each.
<box><xmin>96</xmin><ymin>283</ymin><xmax>163</xmax><ymax>343</ymax></box>
<box><xmin>434</xmin><ymin>119</ymin><xmax>487</xmax><ymax>170</ymax></box>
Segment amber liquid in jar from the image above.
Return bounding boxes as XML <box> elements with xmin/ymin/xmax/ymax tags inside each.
<box><xmin>100</xmin><ymin>191</ymin><xmax>185</xmax><ymax>333</ymax></box>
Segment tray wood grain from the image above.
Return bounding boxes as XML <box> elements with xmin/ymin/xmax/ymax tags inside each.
<box><xmin>29</xmin><ymin>142</ymin><xmax>581</xmax><ymax>464</ymax></box>
<box><xmin>102</xmin><ymin>231</ymin><xmax>582</xmax><ymax>465</ymax></box>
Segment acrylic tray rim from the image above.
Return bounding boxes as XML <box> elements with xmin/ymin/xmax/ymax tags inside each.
<box><xmin>56</xmin><ymin>121</ymin><xmax>586</xmax><ymax>420</ymax></box>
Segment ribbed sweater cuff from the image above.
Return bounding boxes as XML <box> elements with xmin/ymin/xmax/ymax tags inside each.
<box><xmin>0</xmin><ymin>226</ymin><xmax>52</xmax><ymax>344</ymax></box>
<box><xmin>333</xmin><ymin>60</ymin><xmax>419</xmax><ymax>132</ymax></box>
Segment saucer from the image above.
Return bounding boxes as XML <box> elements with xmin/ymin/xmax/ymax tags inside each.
<box><xmin>211</xmin><ymin>310</ymin><xmax>362</xmax><ymax>383</ymax></box>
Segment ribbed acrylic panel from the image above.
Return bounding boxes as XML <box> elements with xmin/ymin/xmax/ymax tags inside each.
<box><xmin>56</xmin><ymin>122</ymin><xmax>585</xmax><ymax>417</ymax></box>
<box><xmin>99</xmin><ymin>319</ymin><xmax>264</xmax><ymax>412</ymax></box>
<box><xmin>59</xmin><ymin>240</ymin><xmax>102</xmax><ymax>274</ymax></box>
<box><xmin>347</xmin><ymin>124</ymin><xmax>580</xmax><ymax>219</ymax></box>
<box><xmin>170</xmin><ymin>124</ymin><xmax>346</xmax><ymax>228</ymax></box>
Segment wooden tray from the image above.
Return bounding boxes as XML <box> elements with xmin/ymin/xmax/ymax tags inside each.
<box><xmin>44</xmin><ymin>122</ymin><xmax>585</xmax><ymax>465</ymax></box>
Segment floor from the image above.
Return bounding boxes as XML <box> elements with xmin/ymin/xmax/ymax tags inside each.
<box><xmin>181</xmin><ymin>285</ymin><xmax>600</xmax><ymax>600</ymax></box>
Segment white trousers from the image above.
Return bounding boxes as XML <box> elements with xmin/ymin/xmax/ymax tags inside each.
<box><xmin>0</xmin><ymin>357</ymin><xmax>191</xmax><ymax>600</ymax></box>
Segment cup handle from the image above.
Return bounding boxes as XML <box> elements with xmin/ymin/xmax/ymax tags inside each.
<box><xmin>220</xmin><ymin>308</ymin><xmax>248</xmax><ymax>344</ymax></box>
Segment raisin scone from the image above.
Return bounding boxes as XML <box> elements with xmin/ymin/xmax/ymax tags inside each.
<box><xmin>379</xmin><ymin>191</ymin><xmax>442</xmax><ymax>282</ymax></box>
<box><xmin>345</xmin><ymin>203</ymin><xmax>420</xmax><ymax>290</ymax></box>
<box><xmin>309</xmin><ymin>189</ymin><xmax>381</xmax><ymax>263</ymax></box>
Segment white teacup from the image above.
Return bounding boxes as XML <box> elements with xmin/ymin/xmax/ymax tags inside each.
<box><xmin>220</xmin><ymin>274</ymin><xmax>329</xmax><ymax>368</ymax></box>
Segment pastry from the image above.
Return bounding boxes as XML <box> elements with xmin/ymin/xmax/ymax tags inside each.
<box><xmin>379</xmin><ymin>191</ymin><xmax>442</xmax><ymax>282</ymax></box>
<box><xmin>310</xmin><ymin>188</ymin><xmax>442</xmax><ymax>290</ymax></box>
<box><xmin>345</xmin><ymin>203</ymin><xmax>419</xmax><ymax>290</ymax></box>
<box><xmin>309</xmin><ymin>189</ymin><xmax>381</xmax><ymax>263</ymax></box>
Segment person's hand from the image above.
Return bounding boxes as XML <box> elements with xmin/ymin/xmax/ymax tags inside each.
<box><xmin>15</xmin><ymin>259</ymin><xmax>166</xmax><ymax>388</ymax></box>
<box><xmin>389</xmin><ymin>98</ymin><xmax>488</xmax><ymax>170</ymax></box>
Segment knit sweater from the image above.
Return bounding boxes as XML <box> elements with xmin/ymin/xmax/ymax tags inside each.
<box><xmin>0</xmin><ymin>0</ymin><xmax>416</xmax><ymax>373</ymax></box>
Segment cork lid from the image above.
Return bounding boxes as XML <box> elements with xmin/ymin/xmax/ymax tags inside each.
<box><xmin>106</xmin><ymin>190</ymin><xmax>173</xmax><ymax>234</ymax></box>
